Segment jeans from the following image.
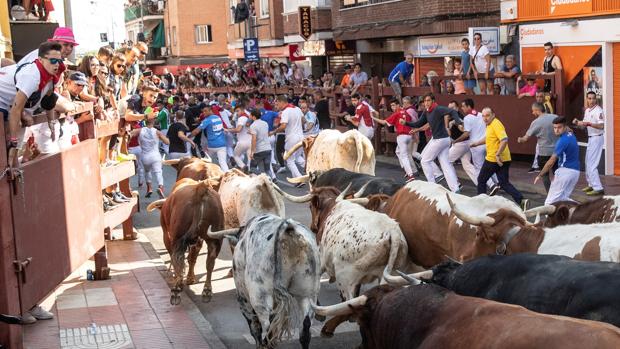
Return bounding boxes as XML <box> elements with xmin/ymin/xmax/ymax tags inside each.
<box><xmin>537</xmin><ymin>155</ymin><xmax>557</xmax><ymax>193</ymax></box>
<box><xmin>275</xmin><ymin>134</ymin><xmax>286</xmax><ymax>167</ymax></box>
<box><xmin>252</xmin><ymin>150</ymin><xmax>274</xmax><ymax>178</ymax></box>
<box><xmin>477</xmin><ymin>160</ymin><xmax>523</xmax><ymax>204</ymax></box>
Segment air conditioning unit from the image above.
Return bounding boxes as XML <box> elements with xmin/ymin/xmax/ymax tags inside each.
<box><xmin>501</xmin><ymin>0</ymin><xmax>517</xmax><ymax>21</ymax></box>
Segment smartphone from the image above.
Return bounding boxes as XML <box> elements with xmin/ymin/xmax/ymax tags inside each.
<box><xmin>143</xmin><ymin>71</ymin><xmax>153</xmax><ymax>77</ymax></box>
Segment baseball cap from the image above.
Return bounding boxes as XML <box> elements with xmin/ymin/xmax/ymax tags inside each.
<box><xmin>69</xmin><ymin>72</ymin><xmax>88</xmax><ymax>86</ymax></box>
<box><xmin>48</xmin><ymin>27</ymin><xmax>79</xmax><ymax>46</ymax></box>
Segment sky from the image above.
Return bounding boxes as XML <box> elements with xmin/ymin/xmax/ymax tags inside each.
<box><xmin>69</xmin><ymin>0</ymin><xmax>127</xmax><ymax>55</ymax></box>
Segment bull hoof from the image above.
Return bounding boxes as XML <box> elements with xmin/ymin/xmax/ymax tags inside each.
<box><xmin>185</xmin><ymin>275</ymin><xmax>197</xmax><ymax>285</ymax></box>
<box><xmin>320</xmin><ymin>328</ymin><xmax>335</xmax><ymax>338</ymax></box>
<box><xmin>170</xmin><ymin>294</ymin><xmax>182</xmax><ymax>305</ymax></box>
<box><xmin>201</xmin><ymin>289</ymin><xmax>213</xmax><ymax>303</ymax></box>
<box><xmin>314</xmin><ymin>313</ymin><xmax>326</xmax><ymax>322</ymax></box>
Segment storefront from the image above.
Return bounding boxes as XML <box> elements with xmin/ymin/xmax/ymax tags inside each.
<box><xmin>519</xmin><ymin>18</ymin><xmax>620</xmax><ymax>175</ymax></box>
<box><xmin>407</xmin><ymin>34</ymin><xmax>466</xmax><ymax>85</ymax></box>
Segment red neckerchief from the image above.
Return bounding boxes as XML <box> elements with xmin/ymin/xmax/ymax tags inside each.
<box><xmin>35</xmin><ymin>59</ymin><xmax>65</xmax><ymax>90</ymax></box>
<box><xmin>426</xmin><ymin>102</ymin><xmax>438</xmax><ymax>113</ymax></box>
<box><xmin>470</xmin><ymin>109</ymin><xmax>478</xmax><ymax>116</ymax></box>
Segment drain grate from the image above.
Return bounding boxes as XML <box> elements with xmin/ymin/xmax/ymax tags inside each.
<box><xmin>60</xmin><ymin>323</ymin><xmax>132</xmax><ymax>349</ymax></box>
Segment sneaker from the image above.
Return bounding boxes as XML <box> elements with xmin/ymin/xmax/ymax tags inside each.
<box><xmin>29</xmin><ymin>305</ymin><xmax>53</xmax><ymax>320</ymax></box>
<box><xmin>586</xmin><ymin>189</ymin><xmax>604</xmax><ymax>196</ymax></box>
<box><xmin>20</xmin><ymin>312</ymin><xmax>36</xmax><ymax>325</ymax></box>
<box><xmin>116</xmin><ymin>192</ymin><xmax>132</xmax><ymax>201</ymax></box>
<box><xmin>520</xmin><ymin>199</ymin><xmax>529</xmax><ymax>211</ymax></box>
<box><xmin>489</xmin><ymin>184</ymin><xmax>500</xmax><ymax>196</ymax></box>
<box><xmin>435</xmin><ymin>174</ymin><xmax>445</xmax><ymax>183</ymax></box>
<box><xmin>276</xmin><ymin>167</ymin><xmax>288</xmax><ymax>174</ymax></box>
<box><xmin>528</xmin><ymin>167</ymin><xmax>540</xmax><ymax>173</ymax></box>
<box><xmin>581</xmin><ymin>186</ymin><xmax>594</xmax><ymax>192</ymax></box>
<box><xmin>295</xmin><ymin>182</ymin><xmax>306</xmax><ymax>188</ymax></box>
<box><xmin>112</xmin><ymin>192</ymin><xmax>128</xmax><ymax>204</ymax></box>
<box><xmin>157</xmin><ymin>188</ymin><xmax>165</xmax><ymax>198</ymax></box>
<box><xmin>405</xmin><ymin>174</ymin><xmax>416</xmax><ymax>183</ymax></box>
<box><xmin>145</xmin><ymin>191</ymin><xmax>153</xmax><ymax>198</ymax></box>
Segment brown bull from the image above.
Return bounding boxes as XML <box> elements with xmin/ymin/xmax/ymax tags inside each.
<box><xmin>163</xmin><ymin>156</ymin><xmax>224</xmax><ymax>182</ymax></box>
<box><xmin>313</xmin><ymin>284</ymin><xmax>620</xmax><ymax>349</ymax></box>
<box><xmin>146</xmin><ymin>178</ymin><xmax>224</xmax><ymax>305</ymax></box>
<box><xmin>525</xmin><ymin>196</ymin><xmax>620</xmax><ymax>227</ymax></box>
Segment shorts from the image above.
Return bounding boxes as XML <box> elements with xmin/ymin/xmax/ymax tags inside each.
<box><xmin>464</xmin><ymin>79</ymin><xmax>476</xmax><ymax>89</ymax></box>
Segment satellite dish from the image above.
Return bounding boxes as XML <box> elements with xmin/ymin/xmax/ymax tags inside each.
<box><xmin>11</xmin><ymin>5</ymin><xmax>27</xmax><ymax>20</ymax></box>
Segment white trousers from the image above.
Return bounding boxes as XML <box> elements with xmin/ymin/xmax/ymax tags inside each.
<box><xmin>585</xmin><ymin>135</ymin><xmax>604</xmax><ymax>191</ymax></box>
<box><xmin>421</xmin><ymin>137</ymin><xmax>459</xmax><ymax>192</ymax></box>
<box><xmin>207</xmin><ymin>147</ymin><xmax>229</xmax><ymax>172</ymax></box>
<box><xmin>396</xmin><ymin>134</ymin><xmax>416</xmax><ymax>176</ymax></box>
<box><xmin>225</xmin><ymin>132</ymin><xmax>235</xmax><ymax>158</ymax></box>
<box><xmin>233</xmin><ymin>140</ymin><xmax>251</xmax><ymax>169</ymax></box>
<box><xmin>141</xmin><ymin>150</ymin><xmax>163</xmax><ymax>187</ymax></box>
<box><xmin>285</xmin><ymin>137</ymin><xmax>305</xmax><ymax>178</ymax></box>
<box><xmin>269</xmin><ymin>135</ymin><xmax>277</xmax><ymax>165</ymax></box>
<box><xmin>545</xmin><ymin>167</ymin><xmax>580</xmax><ymax>205</ymax></box>
<box><xmin>358</xmin><ymin>122</ymin><xmax>374</xmax><ymax>140</ymax></box>
<box><xmin>128</xmin><ymin>146</ymin><xmax>144</xmax><ymax>184</ymax></box>
<box><xmin>450</xmin><ymin>142</ymin><xmax>498</xmax><ymax>187</ymax></box>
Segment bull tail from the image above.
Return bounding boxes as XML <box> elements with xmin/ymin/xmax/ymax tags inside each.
<box><xmin>268</xmin><ymin>220</ymin><xmax>302</xmax><ymax>346</ymax></box>
<box><xmin>353</xmin><ymin>131</ymin><xmax>364</xmax><ymax>173</ymax></box>
<box><xmin>146</xmin><ymin>199</ymin><xmax>166</xmax><ymax>212</ymax></box>
<box><xmin>381</xmin><ymin>229</ymin><xmax>405</xmax><ymax>284</ymax></box>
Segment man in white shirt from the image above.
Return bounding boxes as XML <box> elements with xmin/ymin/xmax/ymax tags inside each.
<box><xmin>270</xmin><ymin>95</ymin><xmax>305</xmax><ymax>187</ymax></box>
<box><xmin>229</xmin><ymin>104</ymin><xmax>252</xmax><ymax>171</ymax></box>
<box><xmin>217</xmin><ymin>94</ymin><xmax>235</xmax><ymax>158</ymax></box>
<box><xmin>573</xmin><ymin>91</ymin><xmax>605</xmax><ymax>195</ymax></box>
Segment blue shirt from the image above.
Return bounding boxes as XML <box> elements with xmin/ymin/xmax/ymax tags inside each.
<box><xmin>461</xmin><ymin>50</ymin><xmax>471</xmax><ymax>76</ymax></box>
<box><xmin>388</xmin><ymin>61</ymin><xmax>414</xmax><ymax>83</ymax></box>
<box><xmin>554</xmin><ymin>132</ymin><xmax>580</xmax><ymax>171</ymax></box>
<box><xmin>198</xmin><ymin>115</ymin><xmax>226</xmax><ymax>148</ymax></box>
<box><xmin>260</xmin><ymin>110</ymin><xmax>278</xmax><ymax>131</ymax></box>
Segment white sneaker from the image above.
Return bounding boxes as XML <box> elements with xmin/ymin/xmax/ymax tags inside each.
<box><xmin>276</xmin><ymin>167</ymin><xmax>287</xmax><ymax>174</ymax></box>
<box><xmin>20</xmin><ymin>312</ymin><xmax>37</xmax><ymax>324</ymax></box>
<box><xmin>29</xmin><ymin>305</ymin><xmax>54</xmax><ymax>320</ymax></box>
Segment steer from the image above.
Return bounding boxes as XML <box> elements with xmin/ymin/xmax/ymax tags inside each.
<box><xmin>306</xmin><ymin>168</ymin><xmax>403</xmax><ymax>197</ymax></box>
<box><xmin>313</xmin><ymin>284</ymin><xmax>620</xmax><ymax>349</ymax></box>
<box><xmin>275</xmin><ymin>184</ymin><xmax>410</xmax><ymax>337</ymax></box>
<box><xmin>449</xmin><ymin>196</ymin><xmax>620</xmax><ymax>262</ymax></box>
<box><xmin>285</xmin><ymin>129</ymin><xmax>375</xmax><ymax>184</ymax></box>
<box><xmin>354</xmin><ymin>180</ymin><xmax>525</xmax><ymax>268</ymax></box>
<box><xmin>208</xmin><ymin>215</ymin><xmax>321</xmax><ymax>349</ymax></box>
<box><xmin>387</xmin><ymin>253</ymin><xmax>620</xmax><ymax>327</ymax></box>
<box><xmin>146</xmin><ymin>178</ymin><xmax>224</xmax><ymax>305</ymax></box>
<box><xmin>525</xmin><ymin>196</ymin><xmax>620</xmax><ymax>227</ymax></box>
<box><xmin>162</xmin><ymin>156</ymin><xmax>223</xmax><ymax>181</ymax></box>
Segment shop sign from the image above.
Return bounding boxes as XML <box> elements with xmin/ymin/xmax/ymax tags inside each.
<box><xmin>289</xmin><ymin>44</ymin><xmax>306</xmax><ymax>61</ymax></box>
<box><xmin>549</xmin><ymin>0</ymin><xmax>592</xmax><ymax>17</ymax></box>
<box><xmin>468</xmin><ymin>27</ymin><xmax>500</xmax><ymax>55</ymax></box>
<box><xmin>583</xmin><ymin>66</ymin><xmax>603</xmax><ymax>108</ymax></box>
<box><xmin>520</xmin><ymin>18</ymin><xmax>620</xmax><ymax>45</ymax></box>
<box><xmin>243</xmin><ymin>38</ymin><xmax>260</xmax><ymax>62</ymax></box>
<box><xmin>416</xmin><ymin>35</ymin><xmax>467</xmax><ymax>57</ymax></box>
<box><xmin>301</xmin><ymin>40</ymin><xmax>325</xmax><ymax>57</ymax></box>
<box><xmin>298</xmin><ymin>6</ymin><xmax>312</xmax><ymax>41</ymax></box>
<box><xmin>325</xmin><ymin>40</ymin><xmax>356</xmax><ymax>55</ymax></box>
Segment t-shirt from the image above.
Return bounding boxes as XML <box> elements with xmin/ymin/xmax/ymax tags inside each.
<box><xmin>303</xmin><ymin>111</ymin><xmax>320</xmax><ymax>136</ymax></box>
<box><xmin>219</xmin><ymin>108</ymin><xmax>233</xmax><ymax>128</ymax></box>
<box><xmin>354</xmin><ymin>103</ymin><xmax>373</xmax><ymax>128</ymax></box>
<box><xmin>555</xmin><ymin>132</ymin><xmax>580</xmax><ymax>171</ymax></box>
<box><xmin>388</xmin><ymin>61</ymin><xmax>414</xmax><ymax>83</ymax></box>
<box><xmin>384</xmin><ymin>109</ymin><xmax>412</xmax><ymax>135</ymax></box>
<box><xmin>584</xmin><ymin>105</ymin><xmax>604</xmax><ymax>136</ymax></box>
<box><xmin>0</xmin><ymin>62</ymin><xmax>54</xmax><ymax>113</ymax></box>
<box><xmin>157</xmin><ymin>108</ymin><xmax>170</xmax><ymax>130</ymax></box>
<box><xmin>249</xmin><ymin>119</ymin><xmax>271</xmax><ymax>153</ymax></box>
<box><xmin>525</xmin><ymin>114</ymin><xmax>558</xmax><ymax>156</ymax></box>
<box><xmin>198</xmin><ymin>115</ymin><xmax>226</xmax><ymax>148</ymax></box>
<box><xmin>349</xmin><ymin>71</ymin><xmax>368</xmax><ymax>86</ymax></box>
<box><xmin>58</xmin><ymin>118</ymin><xmax>80</xmax><ymax>150</ymax></box>
<box><xmin>463</xmin><ymin>111</ymin><xmax>486</xmax><ymax>144</ymax></box>
<box><xmin>167</xmin><ymin>122</ymin><xmax>189</xmax><ymax>153</ymax></box>
<box><xmin>236</xmin><ymin>113</ymin><xmax>251</xmax><ymax>143</ymax></box>
<box><xmin>260</xmin><ymin>110</ymin><xmax>278</xmax><ymax>131</ymax></box>
<box><xmin>314</xmin><ymin>99</ymin><xmax>331</xmax><ymax>129</ymax></box>
<box><xmin>470</xmin><ymin>45</ymin><xmax>493</xmax><ymax>73</ymax></box>
<box><xmin>23</xmin><ymin>122</ymin><xmax>60</xmax><ymax>154</ymax></box>
<box><xmin>485</xmin><ymin>118</ymin><xmax>511</xmax><ymax>163</ymax></box>
<box><xmin>460</xmin><ymin>50</ymin><xmax>471</xmax><ymax>77</ymax></box>
<box><xmin>519</xmin><ymin>84</ymin><xmax>537</xmax><ymax>96</ymax></box>
<box><xmin>280</xmin><ymin>105</ymin><xmax>304</xmax><ymax>141</ymax></box>
<box><xmin>502</xmin><ymin>65</ymin><xmax>521</xmax><ymax>95</ymax></box>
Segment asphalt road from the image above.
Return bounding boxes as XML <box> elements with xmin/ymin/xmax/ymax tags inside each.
<box><xmin>131</xmin><ymin>160</ymin><xmax>547</xmax><ymax>349</ymax></box>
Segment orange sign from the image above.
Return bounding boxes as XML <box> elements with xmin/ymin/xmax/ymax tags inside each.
<box><xmin>549</xmin><ymin>0</ymin><xmax>592</xmax><ymax>16</ymax></box>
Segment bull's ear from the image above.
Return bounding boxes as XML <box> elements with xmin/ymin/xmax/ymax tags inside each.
<box><xmin>556</xmin><ymin>206</ymin><xmax>570</xmax><ymax>222</ymax></box>
<box><xmin>312</xmin><ymin>195</ymin><xmax>321</xmax><ymax>209</ymax></box>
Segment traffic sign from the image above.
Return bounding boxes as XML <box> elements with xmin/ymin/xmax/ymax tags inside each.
<box><xmin>243</xmin><ymin>38</ymin><xmax>259</xmax><ymax>62</ymax></box>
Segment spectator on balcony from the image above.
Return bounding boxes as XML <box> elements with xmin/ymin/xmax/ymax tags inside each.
<box><xmin>420</xmin><ymin>74</ymin><xmax>430</xmax><ymax>87</ymax></box>
<box><xmin>518</xmin><ymin>78</ymin><xmax>538</xmax><ymax>99</ymax></box>
<box><xmin>314</xmin><ymin>91</ymin><xmax>331</xmax><ymax>130</ymax></box>
<box><xmin>537</xmin><ymin>42</ymin><xmax>563</xmax><ymax>93</ymax></box>
<box><xmin>291</xmin><ymin>63</ymin><xmax>305</xmax><ymax>84</ymax></box>
<box><xmin>63</xmin><ymin>72</ymin><xmax>95</xmax><ymax>125</ymax></box>
<box><xmin>97</xmin><ymin>46</ymin><xmax>114</xmax><ymax>67</ymax></box>
<box><xmin>460</xmin><ymin>38</ymin><xmax>475</xmax><ymax>94</ymax></box>
<box><xmin>388</xmin><ymin>53</ymin><xmax>414</xmax><ymax>104</ymax></box>
<box><xmin>469</xmin><ymin>32</ymin><xmax>494</xmax><ymax>95</ymax></box>
<box><xmin>77</xmin><ymin>55</ymin><xmax>101</xmax><ymax>101</ymax></box>
<box><xmin>322</xmin><ymin>71</ymin><xmax>335</xmax><ymax>92</ymax></box>
<box><xmin>340</xmin><ymin>64</ymin><xmax>352</xmax><ymax>88</ymax></box>
<box><xmin>536</xmin><ymin>90</ymin><xmax>554</xmax><ymax>114</ymax></box>
<box><xmin>445</xmin><ymin>82</ymin><xmax>455</xmax><ymax>94</ymax></box>
<box><xmin>109</xmin><ymin>54</ymin><xmax>128</xmax><ymax>102</ymax></box>
<box><xmin>349</xmin><ymin>63</ymin><xmax>368</xmax><ymax>95</ymax></box>
<box><xmin>452</xmin><ymin>58</ymin><xmax>466</xmax><ymax>95</ymax></box>
<box><xmin>494</xmin><ymin>54</ymin><xmax>520</xmax><ymax>95</ymax></box>
<box><xmin>123</xmin><ymin>42</ymin><xmax>147</xmax><ymax>95</ymax></box>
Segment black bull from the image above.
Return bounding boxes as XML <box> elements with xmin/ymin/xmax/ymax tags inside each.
<box><xmin>428</xmin><ymin>253</ymin><xmax>620</xmax><ymax>327</ymax></box>
<box><xmin>311</xmin><ymin>168</ymin><xmax>403</xmax><ymax>196</ymax></box>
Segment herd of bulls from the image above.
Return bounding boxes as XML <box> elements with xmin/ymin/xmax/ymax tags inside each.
<box><xmin>146</xmin><ymin>133</ymin><xmax>620</xmax><ymax>348</ymax></box>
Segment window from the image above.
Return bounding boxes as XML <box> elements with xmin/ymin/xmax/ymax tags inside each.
<box><xmin>259</xmin><ymin>0</ymin><xmax>269</xmax><ymax>17</ymax></box>
<box><xmin>172</xmin><ymin>26</ymin><xmax>177</xmax><ymax>46</ymax></box>
<box><xmin>341</xmin><ymin>0</ymin><xmax>393</xmax><ymax>9</ymax></box>
<box><xmin>230</xmin><ymin>0</ymin><xmax>236</xmax><ymax>22</ymax></box>
<box><xmin>195</xmin><ymin>25</ymin><xmax>213</xmax><ymax>44</ymax></box>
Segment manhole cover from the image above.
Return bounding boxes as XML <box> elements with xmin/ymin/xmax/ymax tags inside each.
<box><xmin>60</xmin><ymin>323</ymin><xmax>132</xmax><ymax>349</ymax></box>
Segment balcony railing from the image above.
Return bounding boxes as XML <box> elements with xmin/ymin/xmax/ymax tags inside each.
<box><xmin>340</xmin><ymin>0</ymin><xmax>394</xmax><ymax>9</ymax></box>
<box><xmin>124</xmin><ymin>2</ymin><xmax>164</xmax><ymax>22</ymax></box>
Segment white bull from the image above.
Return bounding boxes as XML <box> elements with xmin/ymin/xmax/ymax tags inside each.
<box><xmin>285</xmin><ymin>129</ymin><xmax>375</xmax><ymax>183</ymax></box>
<box><xmin>208</xmin><ymin>214</ymin><xmax>321</xmax><ymax>349</ymax></box>
<box><xmin>218</xmin><ymin>169</ymin><xmax>285</xmax><ymax>229</ymax></box>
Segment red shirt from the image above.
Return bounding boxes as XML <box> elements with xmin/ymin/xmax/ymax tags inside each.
<box><xmin>385</xmin><ymin>109</ymin><xmax>412</xmax><ymax>135</ymax></box>
<box><xmin>128</xmin><ymin>122</ymin><xmax>141</xmax><ymax>147</ymax></box>
<box><xmin>354</xmin><ymin>103</ymin><xmax>373</xmax><ymax>127</ymax></box>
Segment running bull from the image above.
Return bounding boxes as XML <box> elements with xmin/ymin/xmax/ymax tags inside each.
<box><xmin>386</xmin><ymin>253</ymin><xmax>620</xmax><ymax>328</ymax></box>
<box><xmin>525</xmin><ymin>196</ymin><xmax>620</xmax><ymax>227</ymax></box>
<box><xmin>207</xmin><ymin>215</ymin><xmax>321</xmax><ymax>349</ymax></box>
<box><xmin>313</xmin><ymin>283</ymin><xmax>620</xmax><ymax>349</ymax></box>
<box><xmin>301</xmin><ymin>168</ymin><xmax>403</xmax><ymax>197</ymax></box>
<box><xmin>285</xmin><ymin>129</ymin><xmax>376</xmax><ymax>184</ymax></box>
<box><xmin>162</xmin><ymin>156</ymin><xmax>223</xmax><ymax>181</ymax></box>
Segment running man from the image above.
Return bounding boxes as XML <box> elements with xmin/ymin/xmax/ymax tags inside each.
<box><xmin>346</xmin><ymin>93</ymin><xmax>375</xmax><ymax>140</ymax></box>
<box><xmin>270</xmin><ymin>95</ymin><xmax>305</xmax><ymax>187</ymax></box>
<box><xmin>191</xmin><ymin>104</ymin><xmax>229</xmax><ymax>171</ymax></box>
<box><xmin>229</xmin><ymin>104</ymin><xmax>252</xmax><ymax>171</ymax></box>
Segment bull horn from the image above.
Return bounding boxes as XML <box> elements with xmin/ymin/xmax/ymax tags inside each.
<box><xmin>201</xmin><ymin>155</ymin><xmax>212</xmax><ymax>163</ymax></box>
<box><xmin>523</xmin><ymin>205</ymin><xmax>556</xmax><ymax>217</ymax></box>
<box><xmin>443</xmin><ymin>255</ymin><xmax>463</xmax><ymax>265</ymax></box>
<box><xmin>533</xmin><ymin>213</ymin><xmax>541</xmax><ymax>224</ymax></box>
<box><xmin>446</xmin><ymin>194</ymin><xmax>495</xmax><ymax>226</ymax></box>
<box><xmin>312</xmin><ymin>295</ymin><xmax>368</xmax><ymax>317</ymax></box>
<box><xmin>383</xmin><ymin>269</ymin><xmax>433</xmax><ymax>286</ymax></box>
<box><xmin>336</xmin><ymin>183</ymin><xmax>353</xmax><ymax>202</ymax></box>
<box><xmin>347</xmin><ymin>198</ymin><xmax>369</xmax><ymax>206</ymax></box>
<box><xmin>162</xmin><ymin>159</ymin><xmax>181</xmax><ymax>166</ymax></box>
<box><xmin>353</xmin><ymin>181</ymin><xmax>372</xmax><ymax>198</ymax></box>
<box><xmin>146</xmin><ymin>199</ymin><xmax>166</xmax><ymax>212</ymax></box>
<box><xmin>272</xmin><ymin>183</ymin><xmax>313</xmax><ymax>203</ymax></box>
<box><xmin>283</xmin><ymin>140</ymin><xmax>304</xmax><ymax>160</ymax></box>
<box><xmin>207</xmin><ymin>226</ymin><xmax>240</xmax><ymax>239</ymax></box>
<box><xmin>287</xmin><ymin>174</ymin><xmax>310</xmax><ymax>184</ymax></box>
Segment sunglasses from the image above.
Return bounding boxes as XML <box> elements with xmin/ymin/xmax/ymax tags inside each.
<box><xmin>99</xmin><ymin>71</ymin><xmax>109</xmax><ymax>76</ymax></box>
<box><xmin>139</xmin><ymin>50</ymin><xmax>147</xmax><ymax>55</ymax></box>
<box><xmin>115</xmin><ymin>64</ymin><xmax>126</xmax><ymax>69</ymax></box>
<box><xmin>45</xmin><ymin>57</ymin><xmax>63</xmax><ymax>65</ymax></box>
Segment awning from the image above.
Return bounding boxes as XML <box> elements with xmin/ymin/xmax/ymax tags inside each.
<box><xmin>148</xmin><ymin>21</ymin><xmax>165</xmax><ymax>48</ymax></box>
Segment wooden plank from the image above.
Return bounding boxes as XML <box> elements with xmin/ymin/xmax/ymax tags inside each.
<box><xmin>95</xmin><ymin>119</ymin><xmax>120</xmax><ymax>139</ymax></box>
<box><xmin>100</xmin><ymin>160</ymin><xmax>136</xmax><ymax>189</ymax></box>
<box><xmin>103</xmin><ymin>195</ymin><xmax>138</xmax><ymax>230</ymax></box>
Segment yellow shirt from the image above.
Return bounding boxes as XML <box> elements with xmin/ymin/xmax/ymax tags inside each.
<box><xmin>485</xmin><ymin>118</ymin><xmax>511</xmax><ymax>163</ymax></box>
